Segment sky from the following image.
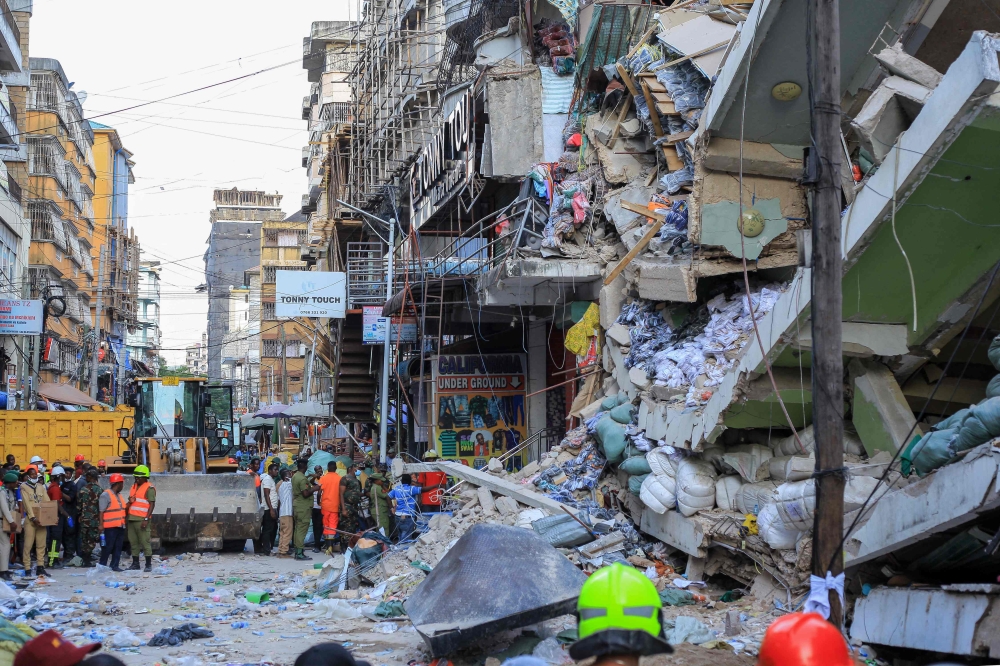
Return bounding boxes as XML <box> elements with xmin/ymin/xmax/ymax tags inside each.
<box><xmin>31</xmin><ymin>0</ymin><xmax>358</xmax><ymax>365</ymax></box>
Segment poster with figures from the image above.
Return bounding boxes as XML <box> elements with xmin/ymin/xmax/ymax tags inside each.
<box><xmin>432</xmin><ymin>353</ymin><xmax>528</xmax><ymax>470</ymax></box>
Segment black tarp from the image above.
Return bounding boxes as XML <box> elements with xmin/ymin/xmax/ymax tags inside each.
<box><xmin>404</xmin><ymin>523</ymin><xmax>588</xmax><ymax>656</ymax></box>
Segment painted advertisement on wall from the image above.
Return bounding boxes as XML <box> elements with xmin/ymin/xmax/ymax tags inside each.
<box><xmin>433</xmin><ymin>353</ymin><xmax>528</xmax><ymax>470</ymax></box>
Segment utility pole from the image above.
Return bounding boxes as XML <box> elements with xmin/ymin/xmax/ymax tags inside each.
<box><xmin>280</xmin><ymin>326</ymin><xmax>289</xmax><ymax>404</ymax></box>
<box><xmin>808</xmin><ymin>0</ymin><xmax>845</xmax><ymax>625</ymax></box>
<box><xmin>305</xmin><ymin>332</ymin><xmax>316</xmax><ymax>401</ymax></box>
<box><xmin>378</xmin><ymin>221</ymin><xmax>395</xmax><ymax>465</ymax></box>
<box><xmin>90</xmin><ymin>246</ymin><xmax>106</xmax><ymax>399</ymax></box>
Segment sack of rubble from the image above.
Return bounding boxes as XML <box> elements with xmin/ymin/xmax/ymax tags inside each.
<box><xmin>675</xmin><ymin>458</ymin><xmax>718</xmax><ymax>516</ymax></box>
<box><xmin>987</xmin><ymin>375</ymin><xmax>1000</xmax><ymax>399</ymax></box>
<box><xmin>768</xmin><ymin>455</ymin><xmax>815</xmax><ymax>482</ymax></box>
<box><xmin>639</xmin><ymin>472</ymin><xmax>677</xmax><ymax>514</ymax></box>
<box><xmin>619</xmin><ymin>453</ymin><xmax>653</xmax><ymax>476</ymax></box>
<box><xmin>601</xmin><ymin>392</ymin><xmax>631</xmax><ymax>411</ymax></box>
<box><xmin>628</xmin><ymin>473</ymin><xmax>650</xmax><ymax>495</ymax></box>
<box><xmin>936</xmin><ymin>407</ymin><xmax>971</xmax><ymax>431</ymax></box>
<box><xmin>956</xmin><ymin>396</ymin><xmax>1000</xmax><ymax>452</ymax></box>
<box><xmin>734</xmin><ymin>480</ymin><xmax>778</xmax><ymax>515</ymax></box>
<box><xmin>610</xmin><ymin>402</ymin><xmax>637</xmax><ymax>424</ymax></box>
<box><xmin>595</xmin><ymin>415</ymin><xmax>628</xmax><ymax>464</ymax></box>
<box><xmin>721</xmin><ymin>444</ymin><xmax>773</xmax><ymax>482</ymax></box>
<box><xmin>989</xmin><ymin>333</ymin><xmax>1000</xmax><ymax>371</ymax></box>
<box><xmin>773</xmin><ymin>479</ymin><xmax>816</xmax><ymax>531</ymax></box>
<box><xmin>647</xmin><ymin>446</ymin><xmax>683</xmax><ymax>477</ymax></box>
<box><xmin>715</xmin><ymin>475</ymin><xmax>744</xmax><ymax>511</ymax></box>
<box><xmin>772</xmin><ymin>425</ymin><xmax>864</xmax><ymax>457</ymax></box>
<box><xmin>757</xmin><ymin>503</ymin><xmax>801</xmax><ymax>550</ymax></box>
<box><xmin>700</xmin><ymin>442</ymin><xmax>725</xmax><ymax>472</ymax></box>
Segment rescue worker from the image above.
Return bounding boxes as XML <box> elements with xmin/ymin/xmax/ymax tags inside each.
<box><xmin>291</xmin><ymin>459</ymin><xmax>319</xmax><ymax>560</ymax></box>
<box><xmin>310</xmin><ymin>464</ymin><xmax>324</xmax><ymax>552</ymax></box>
<box><xmin>72</xmin><ymin>454</ymin><xmax>86</xmax><ymax>481</ymax></box>
<box><xmin>77</xmin><ymin>468</ymin><xmax>102</xmax><ymax>567</ymax></box>
<box><xmin>97</xmin><ymin>459</ymin><xmax>107</xmax><ymax>475</ymax></box>
<box><xmin>99</xmin><ymin>473</ymin><xmax>127</xmax><ymax>571</ymax></box>
<box><xmin>59</xmin><ymin>465</ymin><xmax>78</xmax><ymax>561</ymax></box>
<box><xmin>19</xmin><ymin>465</ymin><xmax>49</xmax><ymax>577</ymax></box>
<box><xmin>125</xmin><ymin>465</ymin><xmax>155</xmax><ymax>572</ymax></box>
<box><xmin>248</xmin><ymin>457</ymin><xmax>262</xmax><ymax>501</ymax></box>
<box><xmin>0</xmin><ymin>471</ymin><xmax>20</xmax><ymax>580</ymax></box>
<box><xmin>369</xmin><ymin>473</ymin><xmax>392</xmax><ymax>537</ymax></box>
<box><xmin>570</xmin><ymin>562</ymin><xmax>673</xmax><ymax>666</ymax></box>
<box><xmin>45</xmin><ymin>465</ymin><xmax>67</xmax><ymax>568</ymax></box>
<box><xmin>756</xmin><ymin>613</ymin><xmax>853</xmax><ymax>666</ymax></box>
<box><xmin>318</xmin><ymin>461</ymin><xmax>341</xmax><ymax>553</ymax></box>
<box><xmin>338</xmin><ymin>463</ymin><xmax>362</xmax><ymax>551</ymax></box>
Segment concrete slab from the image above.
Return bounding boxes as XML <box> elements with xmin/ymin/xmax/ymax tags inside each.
<box><xmin>793</xmin><ymin>322</ymin><xmax>909</xmax><ymax>357</ymax></box>
<box><xmin>851</xmin><ymin>587</ymin><xmax>1000</xmax><ymax>659</ymax></box>
<box><xmin>639</xmin><ymin>507</ymin><xmax>709</xmax><ymax>557</ymax></box>
<box><xmin>874</xmin><ymin>42</ymin><xmax>943</xmax><ymax>89</ymax></box>
<box><xmin>850</xmin><ymin>359</ymin><xmax>920</xmax><ymax>455</ymax></box>
<box><xmin>633</xmin><ymin>256</ymin><xmax>698</xmax><ymax>302</ymax></box>
<box><xmin>486</xmin><ymin>69</ymin><xmax>544</xmax><ymax>178</ymax></box>
<box><xmin>599</xmin><ymin>275</ymin><xmax>627</xmax><ymax>330</ymax></box>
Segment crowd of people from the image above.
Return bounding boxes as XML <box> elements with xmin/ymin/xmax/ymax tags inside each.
<box><xmin>0</xmin><ymin>454</ymin><xmax>155</xmax><ymax>578</ymax></box>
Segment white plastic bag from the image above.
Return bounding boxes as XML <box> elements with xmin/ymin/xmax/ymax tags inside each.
<box><xmin>768</xmin><ymin>455</ymin><xmax>815</xmax><ymax>482</ymax></box>
<box><xmin>757</xmin><ymin>503</ymin><xmax>801</xmax><ymax>550</ymax></box>
<box><xmin>774</xmin><ymin>480</ymin><xmax>816</xmax><ymax>531</ymax></box>
<box><xmin>639</xmin><ymin>473</ymin><xmax>677</xmax><ymax>514</ymax></box>
<box><xmin>289</xmin><ymin>598</ymin><xmax>362</xmax><ymax>620</ymax></box>
<box><xmin>734</xmin><ymin>480</ymin><xmax>778</xmax><ymax>515</ymax></box>
<box><xmin>112</xmin><ymin>628</ymin><xmax>142</xmax><ymax>648</ymax></box>
<box><xmin>646</xmin><ymin>446</ymin><xmax>681</xmax><ymax>477</ymax></box>
<box><xmin>675</xmin><ymin>458</ymin><xmax>717</xmax><ymax>517</ymax></box>
<box><xmin>715</xmin><ymin>475</ymin><xmax>744</xmax><ymax>512</ymax></box>
<box><xmin>720</xmin><ymin>444</ymin><xmax>772</xmax><ymax>482</ymax></box>
<box><xmin>86</xmin><ymin>564</ymin><xmax>112</xmax><ymax>584</ymax></box>
<box><xmin>532</xmin><ymin>636</ymin><xmax>573</xmax><ymax>665</ymax></box>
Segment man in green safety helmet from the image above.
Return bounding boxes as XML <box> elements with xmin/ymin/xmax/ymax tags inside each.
<box><xmin>570</xmin><ymin>563</ymin><xmax>673</xmax><ymax>664</ymax></box>
<box><xmin>126</xmin><ymin>465</ymin><xmax>156</xmax><ymax>572</ymax></box>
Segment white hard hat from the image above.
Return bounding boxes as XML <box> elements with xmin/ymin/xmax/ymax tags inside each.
<box><xmin>50</xmin><ymin>466</ymin><xmax>66</xmax><ymax>476</ymax></box>
<box><xmin>30</xmin><ymin>456</ymin><xmax>43</xmax><ymax>464</ymax></box>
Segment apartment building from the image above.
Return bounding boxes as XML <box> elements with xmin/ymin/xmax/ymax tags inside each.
<box><xmin>125</xmin><ymin>260</ymin><xmax>160</xmax><ymax>376</ymax></box>
<box><xmin>185</xmin><ymin>332</ymin><xmax>207</xmax><ymax>376</ymax></box>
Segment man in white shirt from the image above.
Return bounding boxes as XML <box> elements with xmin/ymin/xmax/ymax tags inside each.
<box><xmin>259</xmin><ymin>462</ymin><xmax>279</xmax><ymax>555</ymax></box>
<box><xmin>276</xmin><ymin>469</ymin><xmax>293</xmax><ymax>558</ymax></box>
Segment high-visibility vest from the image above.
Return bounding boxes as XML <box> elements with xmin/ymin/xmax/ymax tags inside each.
<box><xmin>102</xmin><ymin>490</ymin><xmax>126</xmax><ymax>529</ymax></box>
<box><xmin>128</xmin><ymin>482</ymin><xmax>153</xmax><ymax>518</ymax></box>
<box><xmin>251</xmin><ymin>471</ymin><xmax>261</xmax><ymax>488</ymax></box>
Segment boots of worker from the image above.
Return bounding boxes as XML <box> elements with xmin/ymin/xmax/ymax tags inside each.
<box><xmin>128</xmin><ymin>556</ymin><xmax>141</xmax><ymax>571</ymax></box>
<box><xmin>81</xmin><ymin>556</ymin><xmax>94</xmax><ymax>568</ymax></box>
<box><xmin>35</xmin><ymin>566</ymin><xmax>48</xmax><ymax>577</ymax></box>
<box><xmin>144</xmin><ymin>556</ymin><xmax>152</xmax><ymax>573</ymax></box>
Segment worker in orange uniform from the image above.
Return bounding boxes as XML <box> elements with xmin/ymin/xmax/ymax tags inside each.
<box><xmin>756</xmin><ymin>613</ymin><xmax>854</xmax><ymax>666</ymax></box>
<box><xmin>416</xmin><ymin>450</ymin><xmax>448</xmax><ymax>513</ymax></box>
<box><xmin>317</xmin><ymin>461</ymin><xmax>341</xmax><ymax>554</ymax></box>
<box><xmin>98</xmin><ymin>473</ymin><xmax>127</xmax><ymax>571</ymax></box>
<box><xmin>126</xmin><ymin>465</ymin><xmax>155</xmax><ymax>572</ymax></box>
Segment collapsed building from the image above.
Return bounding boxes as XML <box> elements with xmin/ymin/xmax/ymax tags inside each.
<box><xmin>301</xmin><ymin>0</ymin><xmax>1000</xmax><ymax>660</ymax></box>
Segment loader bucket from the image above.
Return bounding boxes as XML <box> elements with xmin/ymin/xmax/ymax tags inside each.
<box><xmin>101</xmin><ymin>473</ymin><xmax>261</xmax><ymax>547</ymax></box>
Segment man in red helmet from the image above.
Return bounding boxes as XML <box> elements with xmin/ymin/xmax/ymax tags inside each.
<box><xmin>98</xmin><ymin>473</ymin><xmax>127</xmax><ymax>571</ymax></box>
<box><xmin>757</xmin><ymin>613</ymin><xmax>854</xmax><ymax>666</ymax></box>
<box><xmin>72</xmin><ymin>454</ymin><xmax>86</xmax><ymax>482</ymax></box>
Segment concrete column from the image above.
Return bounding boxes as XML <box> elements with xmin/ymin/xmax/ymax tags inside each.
<box><xmin>528</xmin><ymin>320</ymin><xmax>546</xmax><ymax>437</ymax></box>
<box><xmin>850</xmin><ymin>359</ymin><xmax>920</xmax><ymax>456</ymax></box>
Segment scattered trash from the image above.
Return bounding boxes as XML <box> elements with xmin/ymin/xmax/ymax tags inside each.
<box><xmin>372</xmin><ymin>622</ymin><xmax>399</xmax><ymax>634</ymax></box>
<box><xmin>148</xmin><ymin>622</ymin><xmax>215</xmax><ymax>646</ymax></box>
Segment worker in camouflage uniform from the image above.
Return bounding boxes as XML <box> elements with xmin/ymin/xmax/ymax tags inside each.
<box><xmin>339</xmin><ymin>463</ymin><xmax>362</xmax><ymax>550</ymax></box>
<box><xmin>369</xmin><ymin>473</ymin><xmax>392</xmax><ymax>537</ymax></box>
<box><xmin>76</xmin><ymin>468</ymin><xmax>102</xmax><ymax>567</ymax></box>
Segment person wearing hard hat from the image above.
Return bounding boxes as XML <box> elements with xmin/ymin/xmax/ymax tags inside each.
<box><xmin>126</xmin><ymin>465</ymin><xmax>155</xmax><ymax>572</ymax></box>
<box><xmin>72</xmin><ymin>454</ymin><xmax>86</xmax><ymax>482</ymax></box>
<box><xmin>97</xmin><ymin>459</ymin><xmax>107</xmax><ymax>475</ymax></box>
<box><xmin>77</xmin><ymin>468</ymin><xmax>102</xmax><ymax>567</ymax></box>
<box><xmin>756</xmin><ymin>613</ymin><xmax>854</xmax><ymax>666</ymax></box>
<box><xmin>98</xmin><ymin>473</ymin><xmax>127</xmax><ymax>571</ymax></box>
<box><xmin>570</xmin><ymin>563</ymin><xmax>673</xmax><ymax>666</ymax></box>
<box><xmin>0</xmin><ymin>471</ymin><xmax>20</xmax><ymax>580</ymax></box>
<box><xmin>44</xmin><ymin>466</ymin><xmax>69</xmax><ymax>568</ymax></box>
<box><xmin>29</xmin><ymin>456</ymin><xmax>46</xmax><ymax>483</ymax></box>
<box><xmin>19</xmin><ymin>465</ymin><xmax>49</xmax><ymax>577</ymax></box>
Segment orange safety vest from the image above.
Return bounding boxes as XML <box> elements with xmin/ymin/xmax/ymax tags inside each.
<box><xmin>102</xmin><ymin>490</ymin><xmax>126</xmax><ymax>529</ymax></box>
<box><xmin>128</xmin><ymin>482</ymin><xmax>153</xmax><ymax>518</ymax></box>
<box><xmin>250</xmin><ymin>471</ymin><xmax>261</xmax><ymax>488</ymax></box>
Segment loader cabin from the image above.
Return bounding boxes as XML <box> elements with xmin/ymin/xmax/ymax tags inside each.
<box><xmin>126</xmin><ymin>378</ymin><xmax>239</xmax><ymax>473</ymax></box>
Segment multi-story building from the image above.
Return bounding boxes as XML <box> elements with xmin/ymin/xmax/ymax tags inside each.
<box><xmin>221</xmin><ymin>281</ymin><xmax>258</xmax><ymax>411</ymax></box>
<box><xmin>204</xmin><ymin>189</ymin><xmax>277</xmax><ymax>381</ymax></box>
<box><xmin>185</xmin><ymin>332</ymin><xmax>207</xmax><ymax>376</ymax></box>
<box><xmin>26</xmin><ymin>57</ymin><xmax>97</xmax><ymax>387</ymax></box>
<box><xmin>90</xmin><ymin>121</ymin><xmax>139</xmax><ymax>400</ymax></box>
<box><xmin>125</xmin><ymin>260</ymin><xmax>160</xmax><ymax>376</ymax></box>
<box><xmin>0</xmin><ymin>1</ymin><xmax>31</xmax><ymax>393</ymax></box>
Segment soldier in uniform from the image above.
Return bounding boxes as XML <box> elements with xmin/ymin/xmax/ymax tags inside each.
<box><xmin>76</xmin><ymin>469</ymin><xmax>102</xmax><ymax>567</ymax></box>
<box><xmin>339</xmin><ymin>463</ymin><xmax>362</xmax><ymax>551</ymax></box>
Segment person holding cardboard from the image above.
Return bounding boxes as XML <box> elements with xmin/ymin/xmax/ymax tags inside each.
<box><xmin>0</xmin><ymin>471</ymin><xmax>20</xmax><ymax>580</ymax></box>
<box><xmin>19</xmin><ymin>465</ymin><xmax>50</xmax><ymax>577</ymax></box>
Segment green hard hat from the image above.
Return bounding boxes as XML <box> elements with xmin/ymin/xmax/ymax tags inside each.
<box><xmin>577</xmin><ymin>563</ymin><xmax>663</xmax><ymax>640</ymax></box>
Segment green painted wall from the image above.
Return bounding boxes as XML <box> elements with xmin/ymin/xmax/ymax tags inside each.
<box><xmin>723</xmin><ymin>389</ymin><xmax>812</xmax><ymax>428</ymax></box>
<box><xmin>842</xmin><ymin>124</ymin><xmax>1000</xmax><ymax>345</ymax></box>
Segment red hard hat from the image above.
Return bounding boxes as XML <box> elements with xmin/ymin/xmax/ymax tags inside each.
<box><xmin>98</xmin><ymin>459</ymin><xmax>106</xmax><ymax>466</ymax></box>
<box><xmin>109</xmin><ymin>473</ymin><xmax>125</xmax><ymax>484</ymax></box>
<box><xmin>757</xmin><ymin>613</ymin><xmax>853</xmax><ymax>666</ymax></box>
<box><xmin>75</xmin><ymin>454</ymin><xmax>85</xmax><ymax>462</ymax></box>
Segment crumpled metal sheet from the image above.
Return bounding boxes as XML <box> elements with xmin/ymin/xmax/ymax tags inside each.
<box><xmin>404</xmin><ymin>523</ymin><xmax>588</xmax><ymax>656</ymax></box>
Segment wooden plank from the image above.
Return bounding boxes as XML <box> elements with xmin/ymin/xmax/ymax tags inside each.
<box><xmin>657</xmin><ymin>100</ymin><xmax>679</xmax><ymax>115</ymax></box>
<box><xmin>666</xmin><ymin>129</ymin><xmax>694</xmax><ymax>143</ymax></box>
<box><xmin>652</xmin><ymin>40</ymin><xmax>731</xmax><ymax>72</ymax></box>
<box><xmin>616</xmin><ymin>62</ymin><xmax>641</xmax><ymax>97</ymax></box>
<box><xmin>626</xmin><ymin>25</ymin><xmax>659</xmax><ymax>60</ymax></box>
<box><xmin>607</xmin><ymin>95</ymin><xmax>632</xmax><ymax>147</ymax></box>
<box><xmin>603</xmin><ymin>220</ymin><xmax>664</xmax><ymax>285</ymax></box>
<box><xmin>639</xmin><ymin>80</ymin><xmax>665</xmax><ymax>137</ymax></box>
<box><xmin>619</xmin><ymin>199</ymin><xmax>667</xmax><ymax>220</ymax></box>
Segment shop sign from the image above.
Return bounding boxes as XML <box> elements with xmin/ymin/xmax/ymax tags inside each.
<box><xmin>432</xmin><ymin>353</ymin><xmax>528</xmax><ymax>470</ymax></box>
<box><xmin>409</xmin><ymin>89</ymin><xmax>476</xmax><ymax>229</ymax></box>
<box><xmin>275</xmin><ymin>271</ymin><xmax>347</xmax><ymax>318</ymax></box>
<box><xmin>363</xmin><ymin>306</ymin><xmax>418</xmax><ymax>345</ymax></box>
<box><xmin>0</xmin><ymin>300</ymin><xmax>43</xmax><ymax>335</ymax></box>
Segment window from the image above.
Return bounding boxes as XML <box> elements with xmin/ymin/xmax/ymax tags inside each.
<box><xmin>0</xmin><ymin>223</ymin><xmax>18</xmax><ymax>293</ymax></box>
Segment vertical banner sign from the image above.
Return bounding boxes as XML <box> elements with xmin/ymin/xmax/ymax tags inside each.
<box><xmin>433</xmin><ymin>354</ymin><xmax>528</xmax><ymax>470</ymax></box>
<box><xmin>0</xmin><ymin>300</ymin><xmax>43</xmax><ymax>335</ymax></box>
<box><xmin>408</xmin><ymin>89</ymin><xmax>476</xmax><ymax>229</ymax></box>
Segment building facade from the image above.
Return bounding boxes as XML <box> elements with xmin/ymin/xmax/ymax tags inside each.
<box><xmin>125</xmin><ymin>260</ymin><xmax>160</xmax><ymax>376</ymax></box>
<box><xmin>185</xmin><ymin>332</ymin><xmax>208</xmax><ymax>376</ymax></box>
<box><xmin>204</xmin><ymin>189</ymin><xmax>276</xmax><ymax>380</ymax></box>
